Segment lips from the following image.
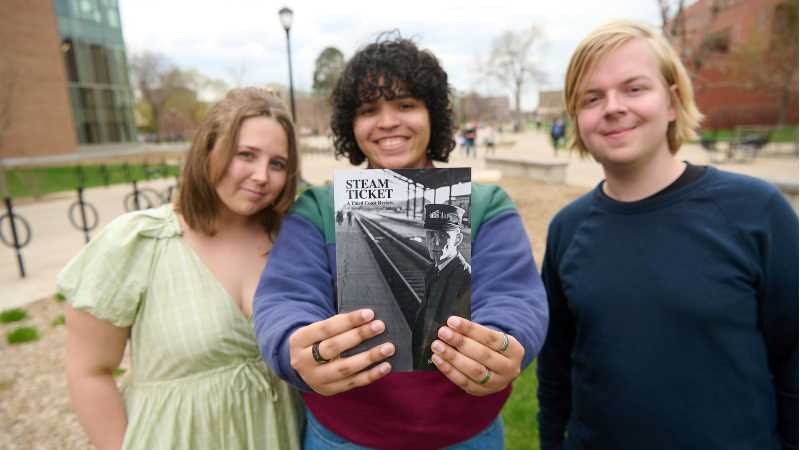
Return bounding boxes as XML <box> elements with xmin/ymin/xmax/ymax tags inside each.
<box><xmin>602</xmin><ymin>125</ymin><xmax>636</xmax><ymax>138</ymax></box>
<box><xmin>241</xmin><ymin>187</ymin><xmax>268</xmax><ymax>198</ymax></box>
<box><xmin>374</xmin><ymin>136</ymin><xmax>409</xmax><ymax>150</ymax></box>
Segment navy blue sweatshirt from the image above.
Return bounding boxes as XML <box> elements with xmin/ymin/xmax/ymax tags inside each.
<box><xmin>537</xmin><ymin>166</ymin><xmax>798</xmax><ymax>450</ymax></box>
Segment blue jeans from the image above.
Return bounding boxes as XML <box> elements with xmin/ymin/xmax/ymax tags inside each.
<box><xmin>303</xmin><ymin>409</ymin><xmax>504</xmax><ymax>450</ymax></box>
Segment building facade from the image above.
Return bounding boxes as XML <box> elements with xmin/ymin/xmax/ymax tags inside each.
<box><xmin>669</xmin><ymin>0</ymin><xmax>798</xmax><ymax>129</ymax></box>
<box><xmin>0</xmin><ymin>0</ymin><xmax>137</xmax><ymax>159</ymax></box>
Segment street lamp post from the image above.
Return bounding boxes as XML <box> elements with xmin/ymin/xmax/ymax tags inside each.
<box><xmin>278</xmin><ymin>6</ymin><xmax>297</xmax><ymax>122</ymax></box>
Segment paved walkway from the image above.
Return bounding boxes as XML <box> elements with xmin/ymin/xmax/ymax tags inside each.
<box><xmin>2</xmin><ymin>130</ymin><xmax>796</xmax><ymax>311</ymax></box>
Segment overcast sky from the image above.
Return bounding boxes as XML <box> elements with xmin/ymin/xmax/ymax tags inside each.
<box><xmin>119</xmin><ymin>0</ymin><xmax>663</xmax><ymax>109</ymax></box>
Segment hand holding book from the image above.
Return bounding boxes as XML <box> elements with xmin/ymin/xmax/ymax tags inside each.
<box><xmin>287</xmin><ymin>309</ymin><xmax>395</xmax><ymax>395</ymax></box>
<box><xmin>429</xmin><ymin>316</ymin><xmax>524</xmax><ymax>396</ymax></box>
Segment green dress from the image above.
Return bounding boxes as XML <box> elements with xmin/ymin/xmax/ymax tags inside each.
<box><xmin>57</xmin><ymin>205</ymin><xmax>303</xmax><ymax>450</ymax></box>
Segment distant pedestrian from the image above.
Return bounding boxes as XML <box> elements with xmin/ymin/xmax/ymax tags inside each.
<box><xmin>483</xmin><ymin>124</ymin><xmax>497</xmax><ymax>155</ymax></box>
<box><xmin>549</xmin><ymin>118</ymin><xmax>565</xmax><ymax>154</ymax></box>
<box><xmin>462</xmin><ymin>123</ymin><xmax>477</xmax><ymax>158</ymax></box>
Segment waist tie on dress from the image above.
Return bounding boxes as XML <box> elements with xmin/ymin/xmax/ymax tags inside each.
<box><xmin>232</xmin><ymin>358</ymin><xmax>278</xmax><ymax>402</ymax></box>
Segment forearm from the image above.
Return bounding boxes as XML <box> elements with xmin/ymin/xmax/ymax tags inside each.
<box><xmin>67</xmin><ymin>371</ymin><xmax>127</xmax><ymax>450</ymax></box>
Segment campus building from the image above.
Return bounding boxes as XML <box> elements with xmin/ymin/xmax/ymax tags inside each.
<box><xmin>0</xmin><ymin>0</ymin><xmax>137</xmax><ymax>159</ymax></box>
<box><xmin>669</xmin><ymin>0</ymin><xmax>798</xmax><ymax>129</ymax></box>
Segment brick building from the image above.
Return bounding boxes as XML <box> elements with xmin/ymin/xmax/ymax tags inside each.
<box><xmin>0</xmin><ymin>0</ymin><xmax>137</xmax><ymax>159</ymax></box>
<box><xmin>669</xmin><ymin>0</ymin><xmax>798</xmax><ymax>129</ymax></box>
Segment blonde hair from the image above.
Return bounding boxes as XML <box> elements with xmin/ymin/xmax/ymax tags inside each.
<box><xmin>564</xmin><ymin>20</ymin><xmax>703</xmax><ymax>154</ymax></box>
<box><xmin>176</xmin><ymin>87</ymin><xmax>300</xmax><ymax>238</ymax></box>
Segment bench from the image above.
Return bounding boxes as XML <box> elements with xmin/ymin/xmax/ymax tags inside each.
<box><xmin>701</xmin><ymin>128</ymin><xmax>770</xmax><ymax>163</ymax></box>
<box><xmin>485</xmin><ymin>156</ymin><xmax>567</xmax><ymax>184</ymax></box>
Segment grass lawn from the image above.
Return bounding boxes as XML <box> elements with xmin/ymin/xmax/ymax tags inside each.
<box><xmin>503</xmin><ymin>363</ymin><xmax>540</xmax><ymax>450</ymax></box>
<box><xmin>700</xmin><ymin>124</ymin><xmax>798</xmax><ymax>143</ymax></box>
<box><xmin>5</xmin><ymin>163</ymin><xmax>179</xmax><ymax>199</ymax></box>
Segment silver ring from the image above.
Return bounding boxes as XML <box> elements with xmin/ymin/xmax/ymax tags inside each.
<box><xmin>478</xmin><ymin>366</ymin><xmax>492</xmax><ymax>385</ymax></box>
<box><xmin>311</xmin><ymin>341</ymin><xmax>330</xmax><ymax>364</ymax></box>
<box><xmin>498</xmin><ymin>333</ymin><xmax>509</xmax><ymax>353</ymax></box>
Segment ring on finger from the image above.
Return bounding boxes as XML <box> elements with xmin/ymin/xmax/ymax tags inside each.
<box><xmin>311</xmin><ymin>341</ymin><xmax>330</xmax><ymax>364</ymax></box>
<box><xmin>478</xmin><ymin>366</ymin><xmax>492</xmax><ymax>385</ymax></box>
<box><xmin>498</xmin><ymin>333</ymin><xmax>509</xmax><ymax>353</ymax></box>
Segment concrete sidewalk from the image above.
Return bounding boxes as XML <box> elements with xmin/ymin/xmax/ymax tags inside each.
<box><xmin>2</xmin><ymin>130</ymin><xmax>797</xmax><ymax>311</ymax></box>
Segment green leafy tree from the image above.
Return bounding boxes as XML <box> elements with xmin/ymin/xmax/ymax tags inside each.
<box><xmin>312</xmin><ymin>47</ymin><xmax>345</xmax><ymax>97</ymax></box>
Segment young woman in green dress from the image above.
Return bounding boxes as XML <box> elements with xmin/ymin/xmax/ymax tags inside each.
<box><xmin>58</xmin><ymin>87</ymin><xmax>304</xmax><ymax>450</ymax></box>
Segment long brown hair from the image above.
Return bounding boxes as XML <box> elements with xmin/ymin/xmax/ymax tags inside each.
<box><xmin>176</xmin><ymin>87</ymin><xmax>299</xmax><ymax>238</ymax></box>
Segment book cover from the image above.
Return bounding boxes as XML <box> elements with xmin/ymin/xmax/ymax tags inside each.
<box><xmin>334</xmin><ymin>167</ymin><xmax>471</xmax><ymax>371</ymax></box>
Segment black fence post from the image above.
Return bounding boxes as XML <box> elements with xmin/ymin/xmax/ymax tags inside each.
<box><xmin>3</xmin><ymin>196</ymin><xmax>27</xmax><ymax>278</ymax></box>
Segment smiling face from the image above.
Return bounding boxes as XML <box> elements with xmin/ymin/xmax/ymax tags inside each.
<box><xmin>352</xmin><ymin>93</ymin><xmax>431</xmax><ymax>169</ymax></box>
<box><xmin>576</xmin><ymin>38</ymin><xmax>676</xmax><ymax>169</ymax></box>
<box><xmin>214</xmin><ymin>116</ymin><xmax>289</xmax><ymax>220</ymax></box>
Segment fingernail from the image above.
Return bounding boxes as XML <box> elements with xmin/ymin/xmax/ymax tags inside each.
<box><xmin>379</xmin><ymin>363</ymin><xmax>391</xmax><ymax>373</ymax></box>
<box><xmin>448</xmin><ymin>317</ymin><xmax>462</xmax><ymax>328</ymax></box>
<box><xmin>432</xmin><ymin>341</ymin><xmax>444</xmax><ymax>353</ymax></box>
<box><xmin>380</xmin><ymin>343</ymin><xmax>394</xmax><ymax>355</ymax></box>
<box><xmin>361</xmin><ymin>309</ymin><xmax>374</xmax><ymax>321</ymax></box>
<box><xmin>439</xmin><ymin>327</ymin><xmax>453</xmax><ymax>340</ymax></box>
<box><xmin>432</xmin><ymin>355</ymin><xmax>443</xmax><ymax>365</ymax></box>
<box><xmin>370</xmin><ymin>321</ymin><xmax>384</xmax><ymax>333</ymax></box>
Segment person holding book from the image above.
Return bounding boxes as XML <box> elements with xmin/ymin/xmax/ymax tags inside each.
<box><xmin>58</xmin><ymin>87</ymin><xmax>304</xmax><ymax>450</ymax></box>
<box><xmin>253</xmin><ymin>34</ymin><xmax>547</xmax><ymax>449</ymax></box>
<box><xmin>536</xmin><ymin>21</ymin><xmax>798</xmax><ymax>450</ymax></box>
<box><xmin>412</xmin><ymin>203</ymin><xmax>471</xmax><ymax>371</ymax></box>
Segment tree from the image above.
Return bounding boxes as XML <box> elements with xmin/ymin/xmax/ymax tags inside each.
<box><xmin>129</xmin><ymin>50</ymin><xmax>185</xmax><ymax>141</ymax></box>
<box><xmin>482</xmin><ymin>26</ymin><xmax>547</xmax><ymax>126</ymax></box>
<box><xmin>312</xmin><ymin>47</ymin><xmax>345</xmax><ymax>97</ymax></box>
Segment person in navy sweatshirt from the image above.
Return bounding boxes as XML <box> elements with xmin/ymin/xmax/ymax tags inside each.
<box><xmin>253</xmin><ymin>34</ymin><xmax>548</xmax><ymax>449</ymax></box>
<box><xmin>536</xmin><ymin>20</ymin><xmax>798</xmax><ymax>450</ymax></box>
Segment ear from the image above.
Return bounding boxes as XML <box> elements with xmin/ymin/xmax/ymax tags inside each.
<box><xmin>667</xmin><ymin>84</ymin><xmax>678</xmax><ymax>122</ymax></box>
<box><xmin>454</xmin><ymin>232</ymin><xmax>463</xmax><ymax>247</ymax></box>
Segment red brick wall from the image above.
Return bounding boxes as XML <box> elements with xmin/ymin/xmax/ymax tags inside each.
<box><xmin>0</xmin><ymin>0</ymin><xmax>78</xmax><ymax>158</ymax></box>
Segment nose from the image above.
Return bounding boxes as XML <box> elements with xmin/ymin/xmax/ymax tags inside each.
<box><xmin>604</xmin><ymin>91</ymin><xmax>625</xmax><ymax>116</ymax></box>
<box><xmin>251</xmin><ymin>158</ymin><xmax>270</xmax><ymax>184</ymax></box>
<box><xmin>376</xmin><ymin>107</ymin><xmax>400</xmax><ymax>129</ymax></box>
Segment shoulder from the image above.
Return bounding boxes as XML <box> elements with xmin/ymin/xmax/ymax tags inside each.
<box><xmin>549</xmin><ymin>189</ymin><xmax>595</xmax><ymax>234</ymax></box>
<box><xmin>471</xmin><ymin>183</ymin><xmax>517</xmax><ymax>234</ymax></box>
<box><xmin>700</xmin><ymin>167</ymin><xmax>782</xmax><ymax>203</ymax></box>
<box><xmin>291</xmin><ymin>185</ymin><xmax>333</xmax><ymax>229</ymax></box>
<box><xmin>697</xmin><ymin>167</ymin><xmax>793</xmax><ymax>222</ymax></box>
<box><xmin>101</xmin><ymin>204</ymin><xmax>181</xmax><ymax>241</ymax></box>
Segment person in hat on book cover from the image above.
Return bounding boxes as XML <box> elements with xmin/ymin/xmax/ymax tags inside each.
<box><xmin>412</xmin><ymin>203</ymin><xmax>471</xmax><ymax>370</ymax></box>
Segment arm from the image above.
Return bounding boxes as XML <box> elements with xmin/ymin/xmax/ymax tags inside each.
<box><xmin>253</xmin><ymin>213</ymin><xmax>392</xmax><ymax>394</ymax></box>
<box><xmin>64</xmin><ymin>305</ymin><xmax>129</xmax><ymax>450</ymax></box>
<box><xmin>431</xmin><ymin>210</ymin><xmax>549</xmax><ymax>395</ymax></box>
<box><xmin>536</xmin><ymin>226</ymin><xmax>575</xmax><ymax>450</ymax></box>
<box><xmin>756</xmin><ymin>193</ymin><xmax>798</xmax><ymax>450</ymax></box>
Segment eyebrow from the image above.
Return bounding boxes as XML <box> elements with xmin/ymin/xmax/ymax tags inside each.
<box><xmin>582</xmin><ymin>75</ymin><xmax>652</xmax><ymax>94</ymax></box>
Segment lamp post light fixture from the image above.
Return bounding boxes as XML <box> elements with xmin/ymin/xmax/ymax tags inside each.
<box><xmin>278</xmin><ymin>6</ymin><xmax>297</xmax><ymax>122</ymax></box>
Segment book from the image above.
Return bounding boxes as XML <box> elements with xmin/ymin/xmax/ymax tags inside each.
<box><xmin>333</xmin><ymin>167</ymin><xmax>472</xmax><ymax>371</ymax></box>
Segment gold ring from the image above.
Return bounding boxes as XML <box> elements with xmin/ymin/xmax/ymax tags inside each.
<box><xmin>478</xmin><ymin>367</ymin><xmax>492</xmax><ymax>385</ymax></box>
<box><xmin>312</xmin><ymin>341</ymin><xmax>330</xmax><ymax>364</ymax></box>
<box><xmin>498</xmin><ymin>333</ymin><xmax>509</xmax><ymax>353</ymax></box>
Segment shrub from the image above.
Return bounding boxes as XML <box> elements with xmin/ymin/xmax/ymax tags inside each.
<box><xmin>112</xmin><ymin>368</ymin><xmax>126</xmax><ymax>378</ymax></box>
<box><xmin>54</xmin><ymin>293</ymin><xmax>66</xmax><ymax>303</ymax></box>
<box><xmin>0</xmin><ymin>308</ymin><xmax>28</xmax><ymax>323</ymax></box>
<box><xmin>7</xmin><ymin>326</ymin><xmax>40</xmax><ymax>344</ymax></box>
<box><xmin>51</xmin><ymin>314</ymin><xmax>65</xmax><ymax>327</ymax></box>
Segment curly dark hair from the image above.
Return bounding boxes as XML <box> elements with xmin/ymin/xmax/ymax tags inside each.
<box><xmin>330</xmin><ymin>33</ymin><xmax>456</xmax><ymax>166</ymax></box>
